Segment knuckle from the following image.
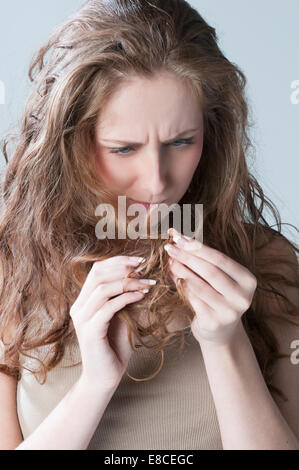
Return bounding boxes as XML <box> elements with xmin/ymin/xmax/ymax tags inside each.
<box><xmin>92</xmin><ymin>261</ymin><xmax>103</xmax><ymax>275</ymax></box>
<box><xmin>238</xmin><ymin>294</ymin><xmax>251</xmax><ymax>313</ymax></box>
<box><xmin>223</xmin><ymin>308</ymin><xmax>238</xmax><ymax>324</ymax></box>
<box><xmin>126</xmin><ymin>276</ymin><xmax>138</xmax><ymax>288</ymax></box>
<box><xmin>96</xmin><ymin>283</ymin><xmax>107</xmax><ymax>298</ymax></box>
<box><xmin>243</xmin><ymin>269</ymin><xmax>257</xmax><ymax>290</ymax></box>
<box><xmin>70</xmin><ymin>302</ymin><xmax>78</xmax><ymax>317</ymax></box>
<box><xmin>70</xmin><ymin>306</ymin><xmax>79</xmax><ymax>324</ymax></box>
<box><xmin>96</xmin><ymin>282</ymin><xmax>104</xmax><ymax>292</ymax></box>
<box><xmin>124</xmin><ymin>264</ymin><xmax>134</xmax><ymax>274</ymax></box>
<box><xmin>92</xmin><ymin>263</ymin><xmax>113</xmax><ymax>280</ymax></box>
<box><xmin>249</xmin><ymin>275</ymin><xmax>258</xmax><ymax>290</ymax></box>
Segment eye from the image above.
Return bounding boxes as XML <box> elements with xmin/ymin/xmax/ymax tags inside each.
<box><xmin>109</xmin><ymin>137</ymin><xmax>195</xmax><ymax>155</ymax></box>
<box><xmin>110</xmin><ymin>146</ymin><xmax>132</xmax><ymax>155</ymax></box>
<box><xmin>171</xmin><ymin>138</ymin><xmax>195</xmax><ymax>147</ymax></box>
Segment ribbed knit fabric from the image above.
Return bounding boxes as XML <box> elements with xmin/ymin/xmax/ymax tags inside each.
<box><xmin>0</xmin><ymin>327</ymin><xmax>223</xmax><ymax>450</ymax></box>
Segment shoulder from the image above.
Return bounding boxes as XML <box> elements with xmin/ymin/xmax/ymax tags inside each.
<box><xmin>254</xmin><ymin>228</ymin><xmax>299</xmax><ymax>310</ymax></box>
<box><xmin>254</xmin><ymin>227</ymin><xmax>298</xmax><ymax>269</ymax></box>
<box><xmin>253</xmin><ymin>226</ymin><xmax>299</xmax><ymax>349</ymax></box>
<box><xmin>253</xmin><ymin>228</ymin><xmax>299</xmax><ymax>440</ymax></box>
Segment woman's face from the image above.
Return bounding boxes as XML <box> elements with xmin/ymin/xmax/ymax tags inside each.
<box><xmin>94</xmin><ymin>72</ymin><xmax>204</xmax><ymax>209</ymax></box>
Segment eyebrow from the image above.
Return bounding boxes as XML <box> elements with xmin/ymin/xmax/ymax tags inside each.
<box><xmin>100</xmin><ymin>126</ymin><xmax>201</xmax><ymax>146</ymax></box>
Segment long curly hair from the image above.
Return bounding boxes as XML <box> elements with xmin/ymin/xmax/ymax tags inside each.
<box><xmin>0</xmin><ymin>0</ymin><xmax>298</xmax><ymax>402</ymax></box>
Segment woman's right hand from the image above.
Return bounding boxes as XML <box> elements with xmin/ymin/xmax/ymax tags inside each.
<box><xmin>70</xmin><ymin>256</ymin><xmax>155</xmax><ymax>391</ymax></box>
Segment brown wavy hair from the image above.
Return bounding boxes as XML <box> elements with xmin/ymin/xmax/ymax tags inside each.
<box><xmin>0</xmin><ymin>0</ymin><xmax>298</xmax><ymax>402</ymax></box>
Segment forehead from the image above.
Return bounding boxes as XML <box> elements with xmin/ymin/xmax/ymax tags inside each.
<box><xmin>96</xmin><ymin>73</ymin><xmax>203</xmax><ymax>136</ymax></box>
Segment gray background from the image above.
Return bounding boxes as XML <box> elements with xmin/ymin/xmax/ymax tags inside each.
<box><xmin>0</xmin><ymin>0</ymin><xmax>298</xmax><ymax>243</ymax></box>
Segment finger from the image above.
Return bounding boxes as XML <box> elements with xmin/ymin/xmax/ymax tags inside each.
<box><xmin>187</xmin><ymin>287</ymin><xmax>241</xmax><ymax>343</ymax></box>
<box><xmin>185</xmin><ymin>278</ymin><xmax>237</xmax><ymax>322</ymax></box>
<box><xmin>107</xmin><ymin>315</ymin><xmax>136</xmax><ymax>366</ymax></box>
<box><xmin>170</xmin><ymin>229</ymin><xmax>251</xmax><ymax>285</ymax></box>
<box><xmin>166</xmin><ymin>244</ymin><xmax>240</xmax><ymax>299</ymax></box>
<box><xmin>183</xmin><ymin>288</ymin><xmax>218</xmax><ymax>331</ymax></box>
<box><xmin>90</xmin><ymin>290</ymin><xmax>145</xmax><ymax>337</ymax></box>
<box><xmin>75</xmin><ymin>256</ymin><xmax>143</xmax><ymax>309</ymax></box>
<box><xmin>170</xmin><ymin>261</ymin><xmax>233</xmax><ymax>315</ymax></box>
<box><xmin>169</xmin><ymin>255</ymin><xmax>244</xmax><ymax>313</ymax></box>
<box><xmin>72</xmin><ymin>276</ymin><xmax>152</xmax><ymax>323</ymax></box>
<box><xmin>185</xmin><ymin>288</ymin><xmax>234</xmax><ymax>339</ymax></box>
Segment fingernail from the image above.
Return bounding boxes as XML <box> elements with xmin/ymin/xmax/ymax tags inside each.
<box><xmin>140</xmin><ymin>279</ymin><xmax>157</xmax><ymax>285</ymax></box>
<box><xmin>141</xmin><ymin>288</ymin><xmax>149</xmax><ymax>293</ymax></box>
<box><xmin>173</xmin><ymin>234</ymin><xmax>189</xmax><ymax>248</ymax></box>
<box><xmin>137</xmin><ymin>257</ymin><xmax>146</xmax><ymax>264</ymax></box>
<box><xmin>172</xmin><ymin>234</ymin><xmax>182</xmax><ymax>244</ymax></box>
<box><xmin>164</xmin><ymin>243</ymin><xmax>175</xmax><ymax>253</ymax></box>
<box><xmin>171</xmin><ymin>228</ymin><xmax>195</xmax><ymax>247</ymax></box>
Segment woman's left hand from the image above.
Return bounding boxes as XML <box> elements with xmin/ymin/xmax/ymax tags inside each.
<box><xmin>165</xmin><ymin>229</ymin><xmax>258</xmax><ymax>346</ymax></box>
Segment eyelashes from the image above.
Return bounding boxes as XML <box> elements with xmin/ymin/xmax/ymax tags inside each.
<box><xmin>108</xmin><ymin>137</ymin><xmax>195</xmax><ymax>156</ymax></box>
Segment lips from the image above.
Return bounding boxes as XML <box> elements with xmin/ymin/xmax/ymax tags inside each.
<box><xmin>130</xmin><ymin>200</ymin><xmax>153</xmax><ymax>211</ymax></box>
<box><xmin>139</xmin><ymin>202</ymin><xmax>151</xmax><ymax>210</ymax></box>
<box><xmin>129</xmin><ymin>199</ymin><xmax>166</xmax><ymax>211</ymax></box>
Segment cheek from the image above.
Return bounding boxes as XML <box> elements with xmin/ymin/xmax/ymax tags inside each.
<box><xmin>189</xmin><ymin>146</ymin><xmax>202</xmax><ymax>175</ymax></box>
<box><xmin>186</xmin><ymin>144</ymin><xmax>203</xmax><ymax>180</ymax></box>
<box><xmin>95</xmin><ymin>153</ymin><xmax>130</xmax><ymax>189</ymax></box>
<box><xmin>191</xmin><ymin>140</ymin><xmax>204</xmax><ymax>166</ymax></box>
<box><xmin>172</xmin><ymin>147</ymin><xmax>202</xmax><ymax>185</ymax></box>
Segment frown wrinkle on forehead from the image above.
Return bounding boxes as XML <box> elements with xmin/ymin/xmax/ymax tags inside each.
<box><xmin>99</xmin><ymin>126</ymin><xmax>201</xmax><ymax>146</ymax></box>
<box><xmin>95</xmin><ymin>73</ymin><xmax>203</xmax><ymax>147</ymax></box>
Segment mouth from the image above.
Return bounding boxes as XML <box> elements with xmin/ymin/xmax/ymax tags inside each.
<box><xmin>128</xmin><ymin>199</ymin><xmax>166</xmax><ymax>211</ymax></box>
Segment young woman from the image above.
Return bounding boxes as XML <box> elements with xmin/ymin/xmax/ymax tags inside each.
<box><xmin>0</xmin><ymin>0</ymin><xmax>298</xmax><ymax>450</ymax></box>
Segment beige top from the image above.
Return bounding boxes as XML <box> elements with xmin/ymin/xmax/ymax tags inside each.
<box><xmin>0</xmin><ymin>327</ymin><xmax>223</xmax><ymax>450</ymax></box>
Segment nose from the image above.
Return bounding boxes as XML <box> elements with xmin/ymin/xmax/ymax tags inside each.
<box><xmin>140</xmin><ymin>148</ymin><xmax>168</xmax><ymax>201</ymax></box>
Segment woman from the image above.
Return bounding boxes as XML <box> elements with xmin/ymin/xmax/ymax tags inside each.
<box><xmin>0</xmin><ymin>0</ymin><xmax>298</xmax><ymax>450</ymax></box>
